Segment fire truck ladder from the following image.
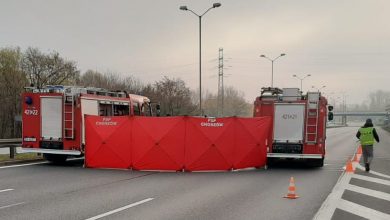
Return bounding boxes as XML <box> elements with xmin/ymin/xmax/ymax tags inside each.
<box><xmin>64</xmin><ymin>94</ymin><xmax>75</xmax><ymax>139</ymax></box>
<box><xmin>305</xmin><ymin>93</ymin><xmax>319</xmax><ymax>143</ymax></box>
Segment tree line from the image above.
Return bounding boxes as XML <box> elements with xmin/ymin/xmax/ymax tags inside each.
<box><xmin>0</xmin><ymin>47</ymin><xmax>252</xmax><ymax>138</ymax></box>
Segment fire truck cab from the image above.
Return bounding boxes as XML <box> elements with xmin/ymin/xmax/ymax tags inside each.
<box><xmin>21</xmin><ymin>85</ymin><xmax>155</xmax><ymax>163</ymax></box>
<box><xmin>254</xmin><ymin>87</ymin><xmax>328</xmax><ymax>167</ymax></box>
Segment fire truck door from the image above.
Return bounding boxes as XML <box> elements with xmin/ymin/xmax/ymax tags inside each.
<box><xmin>81</xmin><ymin>99</ymin><xmax>99</xmax><ymax>144</ymax></box>
<box><xmin>41</xmin><ymin>96</ymin><xmax>62</xmax><ymax>140</ymax></box>
<box><xmin>273</xmin><ymin>103</ymin><xmax>305</xmax><ymax>143</ymax></box>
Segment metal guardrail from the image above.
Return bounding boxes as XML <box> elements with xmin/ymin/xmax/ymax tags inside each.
<box><xmin>333</xmin><ymin>112</ymin><xmax>388</xmax><ymax>116</ymax></box>
<box><xmin>0</xmin><ymin>138</ymin><xmax>22</xmax><ymax>159</ymax></box>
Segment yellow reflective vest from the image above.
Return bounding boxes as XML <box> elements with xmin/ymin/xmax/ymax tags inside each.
<box><xmin>359</xmin><ymin>127</ymin><xmax>375</xmax><ymax>145</ymax></box>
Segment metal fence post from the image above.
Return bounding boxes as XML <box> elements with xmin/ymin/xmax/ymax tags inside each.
<box><xmin>10</xmin><ymin>146</ymin><xmax>16</xmax><ymax>159</ymax></box>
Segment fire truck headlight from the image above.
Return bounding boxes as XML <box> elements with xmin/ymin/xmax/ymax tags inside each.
<box><xmin>25</xmin><ymin>96</ymin><xmax>33</xmax><ymax>105</ymax></box>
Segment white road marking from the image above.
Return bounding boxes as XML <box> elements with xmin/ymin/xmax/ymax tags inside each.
<box><xmin>0</xmin><ymin>189</ymin><xmax>14</xmax><ymax>193</ymax></box>
<box><xmin>352</xmin><ymin>174</ymin><xmax>390</xmax><ymax>186</ymax></box>
<box><xmin>355</xmin><ymin>164</ymin><xmax>390</xmax><ymax>179</ymax></box>
<box><xmin>338</xmin><ymin>199</ymin><xmax>390</xmax><ymax>220</ymax></box>
<box><xmin>315</xmin><ymin>157</ymin><xmax>390</xmax><ymax>220</ymax></box>
<box><xmin>0</xmin><ymin>158</ymin><xmax>84</xmax><ymax>169</ymax></box>
<box><xmin>0</xmin><ymin>202</ymin><xmax>25</xmax><ymax>210</ymax></box>
<box><xmin>85</xmin><ymin>198</ymin><xmax>154</xmax><ymax>220</ymax></box>
<box><xmin>347</xmin><ymin>184</ymin><xmax>390</xmax><ymax>201</ymax></box>
<box><xmin>0</xmin><ymin>161</ymin><xmax>48</xmax><ymax>169</ymax></box>
<box><xmin>313</xmin><ymin>171</ymin><xmax>353</xmax><ymax>219</ymax></box>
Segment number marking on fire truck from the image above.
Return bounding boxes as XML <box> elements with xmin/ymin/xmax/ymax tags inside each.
<box><xmin>24</xmin><ymin>109</ymin><xmax>38</xmax><ymax>115</ymax></box>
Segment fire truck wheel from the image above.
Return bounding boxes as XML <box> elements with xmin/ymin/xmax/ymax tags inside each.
<box><xmin>43</xmin><ymin>154</ymin><xmax>68</xmax><ymax>164</ymax></box>
<box><xmin>308</xmin><ymin>158</ymin><xmax>324</xmax><ymax>167</ymax></box>
<box><xmin>267</xmin><ymin>158</ymin><xmax>276</xmax><ymax>167</ymax></box>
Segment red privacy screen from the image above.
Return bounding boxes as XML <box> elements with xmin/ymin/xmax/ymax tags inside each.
<box><xmin>85</xmin><ymin>116</ymin><xmax>271</xmax><ymax>171</ymax></box>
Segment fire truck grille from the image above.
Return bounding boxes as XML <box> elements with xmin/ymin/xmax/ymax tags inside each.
<box><xmin>272</xmin><ymin>143</ymin><xmax>303</xmax><ymax>154</ymax></box>
<box><xmin>40</xmin><ymin>141</ymin><xmax>63</xmax><ymax>150</ymax></box>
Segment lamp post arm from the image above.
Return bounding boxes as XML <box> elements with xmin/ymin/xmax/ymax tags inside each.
<box><xmin>273</xmin><ymin>54</ymin><xmax>283</xmax><ymax>61</ymax></box>
<box><xmin>201</xmin><ymin>6</ymin><xmax>214</xmax><ymax>17</ymax></box>
<box><xmin>262</xmin><ymin>56</ymin><xmax>273</xmax><ymax>62</ymax></box>
<box><xmin>187</xmin><ymin>9</ymin><xmax>200</xmax><ymax>17</ymax></box>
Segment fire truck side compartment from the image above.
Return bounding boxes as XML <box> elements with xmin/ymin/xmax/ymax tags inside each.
<box><xmin>40</xmin><ymin>96</ymin><xmax>62</xmax><ymax>140</ymax></box>
<box><xmin>273</xmin><ymin>103</ymin><xmax>305</xmax><ymax>143</ymax></box>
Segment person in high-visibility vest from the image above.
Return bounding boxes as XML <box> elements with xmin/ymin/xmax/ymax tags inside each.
<box><xmin>356</xmin><ymin>118</ymin><xmax>379</xmax><ymax>172</ymax></box>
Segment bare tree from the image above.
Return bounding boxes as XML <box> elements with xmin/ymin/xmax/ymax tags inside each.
<box><xmin>203</xmin><ymin>91</ymin><xmax>218</xmax><ymax>117</ymax></box>
<box><xmin>202</xmin><ymin>87</ymin><xmax>252</xmax><ymax>117</ymax></box>
<box><xmin>0</xmin><ymin>47</ymin><xmax>27</xmax><ymax>138</ymax></box>
<box><xmin>78</xmin><ymin>70</ymin><xmax>106</xmax><ymax>88</ymax></box>
<box><xmin>221</xmin><ymin>86</ymin><xmax>252</xmax><ymax>117</ymax></box>
<box><xmin>21</xmin><ymin>47</ymin><xmax>79</xmax><ymax>88</ymax></box>
<box><xmin>369</xmin><ymin>90</ymin><xmax>390</xmax><ymax>111</ymax></box>
<box><xmin>79</xmin><ymin>70</ymin><xmax>144</xmax><ymax>94</ymax></box>
<box><xmin>151</xmin><ymin>76</ymin><xmax>197</xmax><ymax>116</ymax></box>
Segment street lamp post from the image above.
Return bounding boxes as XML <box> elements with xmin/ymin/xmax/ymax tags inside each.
<box><xmin>292</xmin><ymin>74</ymin><xmax>311</xmax><ymax>92</ymax></box>
<box><xmin>180</xmin><ymin>3</ymin><xmax>221</xmax><ymax>115</ymax></box>
<box><xmin>260</xmin><ymin>53</ymin><xmax>286</xmax><ymax>87</ymax></box>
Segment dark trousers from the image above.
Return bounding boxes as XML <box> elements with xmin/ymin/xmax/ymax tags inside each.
<box><xmin>362</xmin><ymin>145</ymin><xmax>374</xmax><ymax>164</ymax></box>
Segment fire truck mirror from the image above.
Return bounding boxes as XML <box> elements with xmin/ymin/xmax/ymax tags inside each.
<box><xmin>327</xmin><ymin>105</ymin><xmax>334</xmax><ymax>121</ymax></box>
<box><xmin>328</xmin><ymin>112</ymin><xmax>334</xmax><ymax>121</ymax></box>
<box><xmin>156</xmin><ymin>104</ymin><xmax>161</xmax><ymax>117</ymax></box>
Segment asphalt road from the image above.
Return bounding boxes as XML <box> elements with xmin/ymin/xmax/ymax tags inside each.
<box><xmin>0</xmin><ymin>126</ymin><xmax>389</xmax><ymax>220</ymax></box>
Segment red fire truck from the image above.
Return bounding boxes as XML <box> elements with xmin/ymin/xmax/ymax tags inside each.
<box><xmin>21</xmin><ymin>85</ymin><xmax>157</xmax><ymax>163</ymax></box>
<box><xmin>254</xmin><ymin>87</ymin><xmax>329</xmax><ymax>167</ymax></box>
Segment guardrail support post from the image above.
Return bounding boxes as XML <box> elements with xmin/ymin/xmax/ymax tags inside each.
<box><xmin>10</xmin><ymin>146</ymin><xmax>16</xmax><ymax>159</ymax></box>
<box><xmin>0</xmin><ymin>139</ymin><xmax>22</xmax><ymax>159</ymax></box>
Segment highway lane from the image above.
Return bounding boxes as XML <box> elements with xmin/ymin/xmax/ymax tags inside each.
<box><xmin>0</xmin><ymin>126</ymin><xmax>384</xmax><ymax>220</ymax></box>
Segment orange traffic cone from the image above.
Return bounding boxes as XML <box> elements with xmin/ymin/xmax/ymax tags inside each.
<box><xmin>357</xmin><ymin>146</ymin><xmax>362</xmax><ymax>155</ymax></box>
<box><xmin>284</xmin><ymin>177</ymin><xmax>299</xmax><ymax>199</ymax></box>
<box><xmin>353</xmin><ymin>154</ymin><xmax>359</xmax><ymax>163</ymax></box>
<box><xmin>346</xmin><ymin>159</ymin><xmax>355</xmax><ymax>173</ymax></box>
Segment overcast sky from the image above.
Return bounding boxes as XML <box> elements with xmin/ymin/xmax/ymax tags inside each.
<box><xmin>1</xmin><ymin>0</ymin><xmax>389</xmax><ymax>105</ymax></box>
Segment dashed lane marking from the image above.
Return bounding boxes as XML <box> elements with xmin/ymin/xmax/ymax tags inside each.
<box><xmin>0</xmin><ymin>161</ymin><xmax>48</xmax><ymax>169</ymax></box>
<box><xmin>338</xmin><ymin>199</ymin><xmax>390</xmax><ymax>220</ymax></box>
<box><xmin>0</xmin><ymin>202</ymin><xmax>25</xmax><ymax>210</ymax></box>
<box><xmin>0</xmin><ymin>189</ymin><xmax>14</xmax><ymax>193</ymax></box>
<box><xmin>85</xmin><ymin>198</ymin><xmax>154</xmax><ymax>220</ymax></box>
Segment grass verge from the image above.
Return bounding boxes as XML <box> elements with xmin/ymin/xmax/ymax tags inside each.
<box><xmin>0</xmin><ymin>153</ymin><xmax>43</xmax><ymax>162</ymax></box>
